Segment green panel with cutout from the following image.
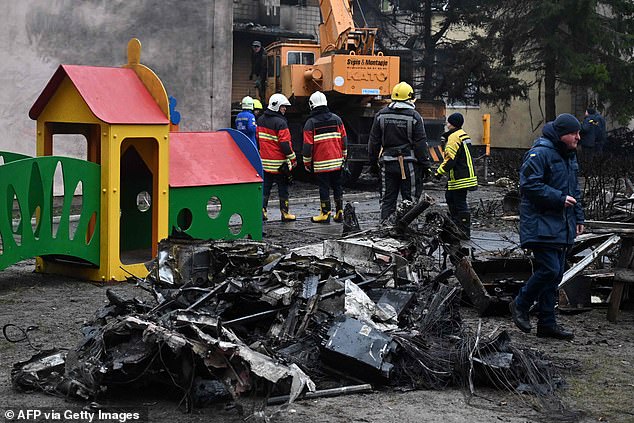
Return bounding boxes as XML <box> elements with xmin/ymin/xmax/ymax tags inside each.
<box><xmin>169</xmin><ymin>183</ymin><xmax>262</xmax><ymax>241</ymax></box>
<box><xmin>0</xmin><ymin>156</ymin><xmax>100</xmax><ymax>269</ymax></box>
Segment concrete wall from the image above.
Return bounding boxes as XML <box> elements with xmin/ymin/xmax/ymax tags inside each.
<box><xmin>280</xmin><ymin>5</ymin><xmax>321</xmax><ymax>36</ymax></box>
<box><xmin>0</xmin><ymin>0</ymin><xmax>233</xmax><ymax>161</ymax></box>
<box><xmin>212</xmin><ymin>0</ymin><xmax>234</xmax><ymax>130</ymax></box>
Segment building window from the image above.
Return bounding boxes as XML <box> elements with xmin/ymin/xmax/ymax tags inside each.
<box><xmin>380</xmin><ymin>0</ymin><xmax>393</xmax><ymax>12</ymax></box>
<box><xmin>287</xmin><ymin>51</ymin><xmax>315</xmax><ymax>65</ymax></box>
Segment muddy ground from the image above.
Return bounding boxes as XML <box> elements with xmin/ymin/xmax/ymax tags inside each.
<box><xmin>0</xmin><ymin>175</ymin><xmax>633</xmax><ymax>423</ymax></box>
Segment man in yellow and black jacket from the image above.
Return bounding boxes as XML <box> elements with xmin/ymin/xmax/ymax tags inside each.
<box><xmin>435</xmin><ymin>112</ymin><xmax>478</xmax><ymax>239</ymax></box>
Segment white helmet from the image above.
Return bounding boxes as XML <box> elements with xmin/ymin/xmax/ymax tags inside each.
<box><xmin>268</xmin><ymin>93</ymin><xmax>291</xmax><ymax>112</ymax></box>
<box><xmin>309</xmin><ymin>91</ymin><xmax>327</xmax><ymax>110</ymax></box>
<box><xmin>241</xmin><ymin>96</ymin><xmax>254</xmax><ymax>110</ymax></box>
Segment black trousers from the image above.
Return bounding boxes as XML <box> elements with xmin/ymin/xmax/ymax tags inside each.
<box><xmin>379</xmin><ymin>161</ymin><xmax>420</xmax><ymax>220</ymax></box>
<box><xmin>316</xmin><ymin>170</ymin><xmax>343</xmax><ymax>202</ymax></box>
<box><xmin>515</xmin><ymin>247</ymin><xmax>567</xmax><ymax>327</ymax></box>
<box><xmin>262</xmin><ymin>171</ymin><xmax>289</xmax><ymax>208</ymax></box>
<box><xmin>445</xmin><ymin>188</ymin><xmax>469</xmax><ymax>217</ymax></box>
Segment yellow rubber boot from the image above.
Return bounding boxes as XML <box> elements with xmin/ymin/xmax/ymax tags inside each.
<box><xmin>279</xmin><ymin>199</ymin><xmax>296</xmax><ymax>222</ymax></box>
<box><xmin>311</xmin><ymin>201</ymin><xmax>331</xmax><ymax>223</ymax></box>
<box><xmin>262</xmin><ymin>195</ymin><xmax>269</xmax><ymax>221</ymax></box>
<box><xmin>333</xmin><ymin>198</ymin><xmax>344</xmax><ymax>223</ymax></box>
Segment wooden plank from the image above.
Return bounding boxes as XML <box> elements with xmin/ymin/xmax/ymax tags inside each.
<box><xmin>607</xmin><ymin>280</ymin><xmax>626</xmax><ymax>322</ymax></box>
<box><xmin>569</xmin><ymin>233</ymin><xmax>613</xmax><ymax>256</ymax></box>
<box><xmin>559</xmin><ymin>235</ymin><xmax>621</xmax><ymax>290</ymax></box>
<box><xmin>585</xmin><ymin>220</ymin><xmax>634</xmax><ymax>230</ymax></box>
<box><xmin>614</xmin><ymin>268</ymin><xmax>634</xmax><ymax>283</ymax></box>
<box><xmin>589</xmin><ymin>228</ymin><xmax>634</xmax><ymax>234</ymax></box>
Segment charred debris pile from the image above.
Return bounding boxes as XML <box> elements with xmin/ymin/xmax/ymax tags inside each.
<box><xmin>12</xmin><ymin>202</ymin><xmax>575</xmax><ymax>419</ymax></box>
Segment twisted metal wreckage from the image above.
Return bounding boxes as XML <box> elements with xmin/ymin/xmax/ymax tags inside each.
<box><xmin>12</xmin><ymin>200</ymin><xmax>582</xmax><ymax>420</ymax></box>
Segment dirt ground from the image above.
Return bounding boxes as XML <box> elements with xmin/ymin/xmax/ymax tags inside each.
<box><xmin>0</xmin><ymin>176</ymin><xmax>633</xmax><ymax>423</ymax></box>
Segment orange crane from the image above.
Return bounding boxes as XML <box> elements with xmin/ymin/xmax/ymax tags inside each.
<box><xmin>264</xmin><ymin>0</ymin><xmax>445</xmax><ymax>182</ymax></box>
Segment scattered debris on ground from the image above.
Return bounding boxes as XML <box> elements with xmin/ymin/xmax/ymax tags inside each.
<box><xmin>10</xmin><ymin>201</ymin><xmax>587</xmax><ymax>421</ymax></box>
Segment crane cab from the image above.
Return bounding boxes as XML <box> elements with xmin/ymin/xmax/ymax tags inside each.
<box><xmin>266</xmin><ymin>39</ymin><xmax>399</xmax><ymax>108</ymax></box>
<box><xmin>265</xmin><ymin>40</ymin><xmax>321</xmax><ymax>105</ymax></box>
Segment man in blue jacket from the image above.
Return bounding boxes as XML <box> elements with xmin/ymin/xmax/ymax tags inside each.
<box><xmin>579</xmin><ymin>107</ymin><xmax>607</xmax><ymax>155</ymax></box>
<box><xmin>235</xmin><ymin>96</ymin><xmax>257</xmax><ymax>147</ymax></box>
<box><xmin>510</xmin><ymin>113</ymin><xmax>585</xmax><ymax>340</ymax></box>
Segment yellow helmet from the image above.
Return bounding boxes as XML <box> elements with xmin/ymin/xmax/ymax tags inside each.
<box><xmin>253</xmin><ymin>99</ymin><xmax>263</xmax><ymax>110</ymax></box>
<box><xmin>391</xmin><ymin>81</ymin><xmax>415</xmax><ymax>101</ymax></box>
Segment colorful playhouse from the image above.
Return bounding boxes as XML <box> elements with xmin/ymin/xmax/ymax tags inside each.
<box><xmin>0</xmin><ymin>39</ymin><xmax>262</xmax><ymax>282</ymax></box>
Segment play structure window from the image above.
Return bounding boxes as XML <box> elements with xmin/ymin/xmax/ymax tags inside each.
<box><xmin>45</xmin><ymin>123</ymin><xmax>101</xmax><ymax>165</ymax></box>
<box><xmin>229</xmin><ymin>213</ymin><xmax>242</xmax><ymax>235</ymax></box>
<box><xmin>136</xmin><ymin>191</ymin><xmax>151</xmax><ymax>212</ymax></box>
<box><xmin>177</xmin><ymin>208</ymin><xmax>193</xmax><ymax>231</ymax></box>
<box><xmin>52</xmin><ymin>134</ymin><xmax>88</xmax><ymax>159</ymax></box>
<box><xmin>207</xmin><ymin>197</ymin><xmax>221</xmax><ymax>219</ymax></box>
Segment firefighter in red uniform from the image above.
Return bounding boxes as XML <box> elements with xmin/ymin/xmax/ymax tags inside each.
<box><xmin>302</xmin><ymin>92</ymin><xmax>348</xmax><ymax>223</ymax></box>
<box><xmin>257</xmin><ymin>93</ymin><xmax>297</xmax><ymax>221</ymax></box>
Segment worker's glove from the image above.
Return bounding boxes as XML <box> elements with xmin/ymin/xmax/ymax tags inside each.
<box><xmin>434</xmin><ymin>172</ymin><xmax>443</xmax><ymax>180</ymax></box>
<box><xmin>369</xmin><ymin>161</ymin><xmax>380</xmax><ymax>175</ymax></box>
<box><xmin>290</xmin><ymin>158</ymin><xmax>297</xmax><ymax>169</ymax></box>
<box><xmin>342</xmin><ymin>159</ymin><xmax>352</xmax><ymax>178</ymax></box>
<box><xmin>304</xmin><ymin>164</ymin><xmax>312</xmax><ymax>173</ymax></box>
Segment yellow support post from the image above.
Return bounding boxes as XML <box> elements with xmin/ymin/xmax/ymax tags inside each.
<box><xmin>482</xmin><ymin>114</ymin><xmax>491</xmax><ymax>183</ymax></box>
<box><xmin>482</xmin><ymin>114</ymin><xmax>491</xmax><ymax>155</ymax></box>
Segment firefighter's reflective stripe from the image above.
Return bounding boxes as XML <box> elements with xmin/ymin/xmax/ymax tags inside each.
<box><xmin>448</xmin><ymin>175</ymin><xmax>478</xmax><ymax>190</ymax></box>
<box><xmin>381</xmin><ymin>149</ymin><xmax>416</xmax><ymax>162</ymax></box>
<box><xmin>313</xmin><ymin>157</ymin><xmax>345</xmax><ymax>171</ymax></box>
<box><xmin>438</xmin><ymin>129</ymin><xmax>477</xmax><ymax>190</ymax></box>
<box><xmin>259</xmin><ymin>132</ymin><xmax>278</xmax><ymax>142</ymax></box>
<box><xmin>258</xmin><ymin>123</ymin><xmax>294</xmax><ymax>173</ymax></box>
<box><xmin>261</xmin><ymin>158</ymin><xmax>287</xmax><ymax>172</ymax></box>
<box><xmin>303</xmin><ymin>116</ymin><xmax>346</xmax><ymax>173</ymax></box>
<box><xmin>314</xmin><ymin>132</ymin><xmax>342</xmax><ymax>142</ymax></box>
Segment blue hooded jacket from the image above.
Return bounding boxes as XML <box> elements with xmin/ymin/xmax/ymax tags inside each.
<box><xmin>235</xmin><ymin>110</ymin><xmax>257</xmax><ymax>147</ymax></box>
<box><xmin>519</xmin><ymin>122</ymin><xmax>584</xmax><ymax>247</ymax></box>
<box><xmin>580</xmin><ymin>112</ymin><xmax>607</xmax><ymax>149</ymax></box>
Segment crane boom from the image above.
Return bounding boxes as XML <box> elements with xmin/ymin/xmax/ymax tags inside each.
<box><xmin>318</xmin><ymin>0</ymin><xmax>376</xmax><ymax>55</ymax></box>
<box><xmin>319</xmin><ymin>0</ymin><xmax>354</xmax><ymax>52</ymax></box>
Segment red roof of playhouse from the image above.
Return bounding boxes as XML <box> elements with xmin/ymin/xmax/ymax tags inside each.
<box><xmin>29</xmin><ymin>64</ymin><xmax>169</xmax><ymax>124</ymax></box>
<box><xmin>169</xmin><ymin>132</ymin><xmax>262</xmax><ymax>187</ymax></box>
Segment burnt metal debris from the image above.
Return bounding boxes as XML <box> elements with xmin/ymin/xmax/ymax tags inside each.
<box><xmin>11</xmin><ymin>201</ymin><xmax>581</xmax><ymax>420</ymax></box>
